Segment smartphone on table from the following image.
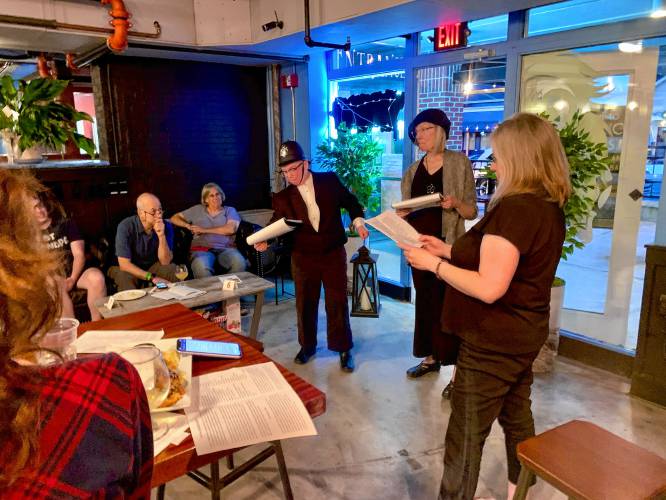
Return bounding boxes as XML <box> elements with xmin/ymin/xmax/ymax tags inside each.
<box><xmin>176</xmin><ymin>338</ymin><xmax>242</xmax><ymax>359</ymax></box>
<box><xmin>155</xmin><ymin>281</ymin><xmax>169</xmax><ymax>289</ymax></box>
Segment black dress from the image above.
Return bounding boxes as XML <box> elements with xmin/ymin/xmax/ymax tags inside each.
<box><xmin>407</xmin><ymin>158</ymin><xmax>451</xmax><ymax>361</ymax></box>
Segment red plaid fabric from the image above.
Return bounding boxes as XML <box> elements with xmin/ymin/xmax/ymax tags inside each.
<box><xmin>1</xmin><ymin>353</ymin><xmax>153</xmax><ymax>499</ymax></box>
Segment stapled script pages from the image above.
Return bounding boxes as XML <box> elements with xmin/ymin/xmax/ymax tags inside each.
<box><xmin>186</xmin><ymin>362</ymin><xmax>317</xmax><ymax>454</ymax></box>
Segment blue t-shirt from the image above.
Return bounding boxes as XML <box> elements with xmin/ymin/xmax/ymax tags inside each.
<box><xmin>115</xmin><ymin>215</ymin><xmax>174</xmax><ymax>269</ymax></box>
<box><xmin>180</xmin><ymin>204</ymin><xmax>240</xmax><ymax>250</ymax></box>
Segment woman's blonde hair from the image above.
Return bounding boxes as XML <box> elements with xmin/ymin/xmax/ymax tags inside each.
<box><xmin>432</xmin><ymin>125</ymin><xmax>447</xmax><ymax>154</ymax></box>
<box><xmin>0</xmin><ymin>169</ymin><xmax>62</xmax><ymax>486</ymax></box>
<box><xmin>489</xmin><ymin>113</ymin><xmax>571</xmax><ymax>209</ymax></box>
<box><xmin>201</xmin><ymin>182</ymin><xmax>225</xmax><ymax>206</ymax></box>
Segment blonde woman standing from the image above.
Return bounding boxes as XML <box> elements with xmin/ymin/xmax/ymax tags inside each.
<box><xmin>399</xmin><ymin>109</ymin><xmax>477</xmax><ymax>396</ymax></box>
<box><xmin>401</xmin><ymin>113</ymin><xmax>571</xmax><ymax>499</ymax></box>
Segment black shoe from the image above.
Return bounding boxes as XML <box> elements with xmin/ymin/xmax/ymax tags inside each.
<box><xmin>441</xmin><ymin>380</ymin><xmax>454</xmax><ymax>399</ymax></box>
<box><xmin>294</xmin><ymin>348</ymin><xmax>316</xmax><ymax>364</ymax></box>
<box><xmin>406</xmin><ymin>360</ymin><xmax>441</xmax><ymax>378</ymax></box>
<box><xmin>339</xmin><ymin>351</ymin><xmax>354</xmax><ymax>373</ymax></box>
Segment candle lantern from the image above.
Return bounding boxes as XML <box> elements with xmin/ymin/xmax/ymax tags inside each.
<box><xmin>350</xmin><ymin>245</ymin><xmax>380</xmax><ymax>317</ymax></box>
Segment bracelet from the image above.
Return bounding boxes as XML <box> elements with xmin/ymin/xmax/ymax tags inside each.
<box><xmin>435</xmin><ymin>260</ymin><xmax>445</xmax><ymax>280</ymax></box>
<box><xmin>145</xmin><ymin>271</ymin><xmax>152</xmax><ymax>281</ymax></box>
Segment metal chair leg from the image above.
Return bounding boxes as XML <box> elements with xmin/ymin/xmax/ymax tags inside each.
<box><xmin>512</xmin><ymin>466</ymin><xmax>535</xmax><ymax>500</ymax></box>
<box><xmin>272</xmin><ymin>440</ymin><xmax>294</xmax><ymax>500</ymax></box>
<box><xmin>156</xmin><ymin>484</ymin><xmax>166</xmax><ymax>500</ymax></box>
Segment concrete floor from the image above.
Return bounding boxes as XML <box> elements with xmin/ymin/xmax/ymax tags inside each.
<box><xmin>156</xmin><ymin>289</ymin><xmax>666</xmax><ymax>500</ymax></box>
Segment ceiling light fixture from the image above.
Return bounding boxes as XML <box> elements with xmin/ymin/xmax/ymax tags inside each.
<box><xmin>618</xmin><ymin>41</ymin><xmax>643</xmax><ymax>53</ymax></box>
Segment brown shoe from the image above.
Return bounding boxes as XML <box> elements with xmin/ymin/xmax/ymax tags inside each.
<box><xmin>406</xmin><ymin>360</ymin><xmax>441</xmax><ymax>378</ymax></box>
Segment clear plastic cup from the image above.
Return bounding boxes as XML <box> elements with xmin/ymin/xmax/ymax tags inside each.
<box><xmin>38</xmin><ymin>317</ymin><xmax>79</xmax><ymax>365</ymax></box>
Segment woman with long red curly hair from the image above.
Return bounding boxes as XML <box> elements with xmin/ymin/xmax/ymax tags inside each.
<box><xmin>0</xmin><ymin>169</ymin><xmax>153</xmax><ymax>497</ymax></box>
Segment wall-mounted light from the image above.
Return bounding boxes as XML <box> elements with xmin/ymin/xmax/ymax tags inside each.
<box><xmin>262</xmin><ymin>10</ymin><xmax>284</xmax><ymax>32</ymax></box>
<box><xmin>652</xmin><ymin>0</ymin><xmax>666</xmax><ymax>17</ymax></box>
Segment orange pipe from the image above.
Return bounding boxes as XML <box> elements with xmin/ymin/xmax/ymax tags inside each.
<box><xmin>65</xmin><ymin>53</ymin><xmax>79</xmax><ymax>71</ymax></box>
<box><xmin>101</xmin><ymin>0</ymin><xmax>131</xmax><ymax>53</ymax></box>
<box><xmin>37</xmin><ymin>54</ymin><xmax>50</xmax><ymax>78</ymax></box>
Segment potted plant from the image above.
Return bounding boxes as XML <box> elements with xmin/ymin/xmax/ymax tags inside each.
<box><xmin>316</xmin><ymin>122</ymin><xmax>383</xmax><ymax>289</ymax></box>
<box><xmin>533</xmin><ymin>110</ymin><xmax>613</xmax><ymax>372</ymax></box>
<box><xmin>0</xmin><ymin>76</ymin><xmax>96</xmax><ymax>163</ymax></box>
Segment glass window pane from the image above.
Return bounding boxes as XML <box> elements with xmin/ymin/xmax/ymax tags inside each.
<box><xmin>418</xmin><ymin>14</ymin><xmax>508</xmax><ymax>55</ymax></box>
<box><xmin>527</xmin><ymin>0</ymin><xmax>654</xmax><ymax>37</ymax></box>
<box><xmin>327</xmin><ymin>72</ymin><xmax>406</xmax><ymax>282</ymax></box>
<box><xmin>329</xmin><ymin>36</ymin><xmax>406</xmax><ymax>70</ymax></box>
<box><xmin>520</xmin><ymin>39</ymin><xmax>666</xmax><ymax>350</ymax></box>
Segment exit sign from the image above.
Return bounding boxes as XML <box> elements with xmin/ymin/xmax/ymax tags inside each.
<box><xmin>434</xmin><ymin>22</ymin><xmax>468</xmax><ymax>51</ymax></box>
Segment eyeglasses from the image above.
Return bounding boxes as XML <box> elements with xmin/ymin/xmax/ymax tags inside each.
<box><xmin>207</xmin><ymin>192</ymin><xmax>222</xmax><ymax>199</ymax></box>
<box><xmin>280</xmin><ymin>161</ymin><xmax>304</xmax><ymax>175</ymax></box>
<box><xmin>415</xmin><ymin>125</ymin><xmax>436</xmax><ymax>136</ymax></box>
<box><xmin>143</xmin><ymin>208</ymin><xmax>164</xmax><ymax>217</ymax></box>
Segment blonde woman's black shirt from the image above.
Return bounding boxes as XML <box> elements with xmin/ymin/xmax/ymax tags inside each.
<box><xmin>442</xmin><ymin>193</ymin><xmax>565</xmax><ymax>354</ymax></box>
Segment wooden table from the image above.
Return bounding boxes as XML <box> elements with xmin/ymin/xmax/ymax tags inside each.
<box><xmin>94</xmin><ymin>271</ymin><xmax>274</xmax><ymax>339</ymax></box>
<box><xmin>79</xmin><ymin>303</ymin><xmax>326</xmax><ymax>498</ymax></box>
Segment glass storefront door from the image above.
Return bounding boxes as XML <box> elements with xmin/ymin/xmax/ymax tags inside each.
<box><xmin>520</xmin><ymin>43</ymin><xmax>660</xmax><ymax>348</ymax></box>
<box><xmin>328</xmin><ymin>72</ymin><xmax>406</xmax><ymax>282</ymax></box>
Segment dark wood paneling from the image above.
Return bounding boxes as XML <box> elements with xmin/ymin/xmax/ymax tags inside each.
<box><xmin>558</xmin><ymin>330</ymin><xmax>634</xmax><ymax>378</ymax></box>
<box><xmin>92</xmin><ymin>56</ymin><xmax>271</xmax><ymax>217</ymax></box>
<box><xmin>631</xmin><ymin>245</ymin><xmax>666</xmax><ymax>407</ymax></box>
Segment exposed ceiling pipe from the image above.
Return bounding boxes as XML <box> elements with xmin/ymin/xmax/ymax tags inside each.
<box><xmin>303</xmin><ymin>0</ymin><xmax>350</xmax><ymax>51</ymax></box>
<box><xmin>101</xmin><ymin>0</ymin><xmax>130</xmax><ymax>53</ymax></box>
<box><xmin>0</xmin><ymin>14</ymin><xmax>161</xmax><ymax>42</ymax></box>
<box><xmin>65</xmin><ymin>53</ymin><xmax>79</xmax><ymax>71</ymax></box>
<box><xmin>36</xmin><ymin>54</ymin><xmax>50</xmax><ymax>77</ymax></box>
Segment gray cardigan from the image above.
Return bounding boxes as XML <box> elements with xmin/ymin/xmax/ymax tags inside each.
<box><xmin>401</xmin><ymin>149</ymin><xmax>478</xmax><ymax>244</ymax></box>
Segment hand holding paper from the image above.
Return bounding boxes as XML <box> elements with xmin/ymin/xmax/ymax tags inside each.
<box><xmin>246</xmin><ymin>218</ymin><xmax>302</xmax><ymax>246</ymax></box>
<box><xmin>365</xmin><ymin>210</ymin><xmax>423</xmax><ymax>248</ymax></box>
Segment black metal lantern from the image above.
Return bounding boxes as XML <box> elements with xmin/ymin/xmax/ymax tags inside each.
<box><xmin>350</xmin><ymin>245</ymin><xmax>380</xmax><ymax>317</ymax></box>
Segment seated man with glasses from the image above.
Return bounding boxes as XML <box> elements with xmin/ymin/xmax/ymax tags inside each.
<box><xmin>109</xmin><ymin>192</ymin><xmax>178</xmax><ymax>291</ymax></box>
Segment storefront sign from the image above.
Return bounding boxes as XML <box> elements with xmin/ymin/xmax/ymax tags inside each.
<box><xmin>434</xmin><ymin>22</ymin><xmax>468</xmax><ymax>51</ymax></box>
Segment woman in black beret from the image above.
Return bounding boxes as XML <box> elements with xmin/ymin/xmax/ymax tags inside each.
<box><xmin>399</xmin><ymin>108</ymin><xmax>477</xmax><ymax>395</ymax></box>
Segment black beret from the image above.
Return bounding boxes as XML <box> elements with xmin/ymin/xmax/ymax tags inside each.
<box><xmin>278</xmin><ymin>140</ymin><xmax>306</xmax><ymax>166</ymax></box>
<box><xmin>408</xmin><ymin>109</ymin><xmax>451</xmax><ymax>144</ymax></box>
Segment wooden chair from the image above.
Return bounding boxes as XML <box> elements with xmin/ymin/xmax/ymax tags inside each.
<box><xmin>513</xmin><ymin>419</ymin><xmax>666</xmax><ymax>500</ymax></box>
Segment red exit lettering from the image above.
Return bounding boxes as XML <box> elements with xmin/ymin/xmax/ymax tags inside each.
<box><xmin>434</xmin><ymin>22</ymin><xmax>468</xmax><ymax>51</ymax></box>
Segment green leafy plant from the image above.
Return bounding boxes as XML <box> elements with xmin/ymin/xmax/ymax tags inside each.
<box><xmin>553</xmin><ymin>111</ymin><xmax>613</xmax><ymax>261</ymax></box>
<box><xmin>316</xmin><ymin>123</ymin><xmax>383</xmax><ymax>232</ymax></box>
<box><xmin>0</xmin><ymin>75</ymin><xmax>96</xmax><ymax>158</ymax></box>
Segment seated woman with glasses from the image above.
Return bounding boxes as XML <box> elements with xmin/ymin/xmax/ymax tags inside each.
<box><xmin>170</xmin><ymin>182</ymin><xmax>247</xmax><ymax>278</ymax></box>
<box><xmin>0</xmin><ymin>170</ymin><xmax>153</xmax><ymax>497</ymax></box>
<box><xmin>108</xmin><ymin>192</ymin><xmax>178</xmax><ymax>291</ymax></box>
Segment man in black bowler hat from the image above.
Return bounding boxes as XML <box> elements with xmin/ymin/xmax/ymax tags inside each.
<box><xmin>254</xmin><ymin>140</ymin><xmax>369</xmax><ymax>372</ymax></box>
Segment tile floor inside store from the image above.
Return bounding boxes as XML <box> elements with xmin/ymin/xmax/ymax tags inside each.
<box><xmin>156</xmin><ymin>287</ymin><xmax>666</xmax><ymax>500</ymax></box>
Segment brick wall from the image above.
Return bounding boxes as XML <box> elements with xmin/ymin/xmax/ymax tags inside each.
<box><xmin>416</xmin><ymin>65</ymin><xmax>465</xmax><ymax>151</ymax></box>
<box><xmin>93</xmin><ymin>56</ymin><xmax>271</xmax><ymax>215</ymax></box>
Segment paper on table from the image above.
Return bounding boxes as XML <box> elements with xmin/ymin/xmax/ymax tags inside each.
<box><xmin>392</xmin><ymin>193</ymin><xmax>443</xmax><ymax>210</ymax></box>
<box><xmin>365</xmin><ymin>210</ymin><xmax>423</xmax><ymax>247</ymax></box>
<box><xmin>246</xmin><ymin>218</ymin><xmax>302</xmax><ymax>246</ymax></box>
<box><xmin>152</xmin><ymin>412</ymin><xmax>190</xmax><ymax>457</ymax></box>
<box><xmin>74</xmin><ymin>330</ymin><xmax>165</xmax><ymax>353</ymax></box>
<box><xmin>152</xmin><ymin>285</ymin><xmax>206</xmax><ymax>301</ymax></box>
<box><xmin>185</xmin><ymin>362</ymin><xmax>317</xmax><ymax>455</ymax></box>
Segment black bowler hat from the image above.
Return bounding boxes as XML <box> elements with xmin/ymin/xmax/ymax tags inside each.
<box><xmin>408</xmin><ymin>109</ymin><xmax>452</xmax><ymax>144</ymax></box>
<box><xmin>278</xmin><ymin>140</ymin><xmax>307</xmax><ymax>166</ymax></box>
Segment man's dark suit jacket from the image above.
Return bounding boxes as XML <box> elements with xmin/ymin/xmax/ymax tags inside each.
<box><xmin>271</xmin><ymin>171</ymin><xmax>364</xmax><ymax>254</ymax></box>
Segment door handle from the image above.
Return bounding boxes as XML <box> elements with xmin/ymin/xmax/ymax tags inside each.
<box><xmin>629</xmin><ymin>189</ymin><xmax>643</xmax><ymax>201</ymax></box>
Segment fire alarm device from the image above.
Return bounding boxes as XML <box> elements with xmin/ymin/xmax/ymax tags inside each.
<box><xmin>280</xmin><ymin>74</ymin><xmax>299</xmax><ymax>88</ymax></box>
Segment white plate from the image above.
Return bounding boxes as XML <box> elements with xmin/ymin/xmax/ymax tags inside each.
<box><xmin>113</xmin><ymin>289</ymin><xmax>147</xmax><ymax>301</ymax></box>
<box><xmin>150</xmin><ymin>338</ymin><xmax>193</xmax><ymax>413</ymax></box>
